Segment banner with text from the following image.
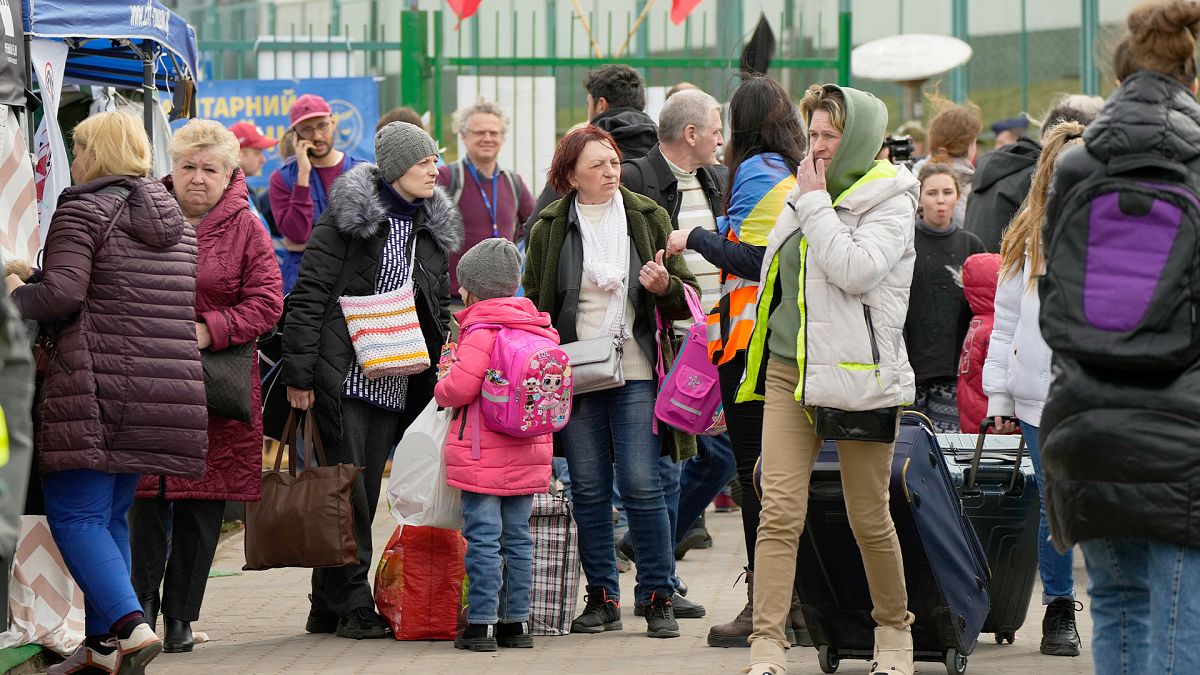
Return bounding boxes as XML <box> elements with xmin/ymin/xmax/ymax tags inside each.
<box><xmin>185</xmin><ymin>78</ymin><xmax>378</xmax><ymax>191</ymax></box>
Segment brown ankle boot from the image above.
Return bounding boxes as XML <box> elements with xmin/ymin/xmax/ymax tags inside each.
<box><xmin>708</xmin><ymin>568</ymin><xmax>754</xmax><ymax>647</ymax></box>
<box><xmin>789</xmin><ymin>588</ymin><xmax>812</xmax><ymax>647</ymax></box>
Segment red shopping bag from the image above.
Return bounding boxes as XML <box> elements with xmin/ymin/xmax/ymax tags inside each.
<box><xmin>374</xmin><ymin>524</ymin><xmax>466</xmax><ymax>640</ymax></box>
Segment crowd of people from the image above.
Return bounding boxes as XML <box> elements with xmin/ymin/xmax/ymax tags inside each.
<box><xmin>0</xmin><ymin>0</ymin><xmax>1198</xmax><ymax>673</ymax></box>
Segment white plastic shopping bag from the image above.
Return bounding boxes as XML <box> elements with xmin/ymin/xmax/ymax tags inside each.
<box><xmin>386</xmin><ymin>399</ymin><xmax>463</xmax><ymax>529</ymax></box>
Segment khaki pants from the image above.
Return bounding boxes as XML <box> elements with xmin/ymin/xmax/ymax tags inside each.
<box><xmin>750</xmin><ymin>360</ymin><xmax>915</xmax><ymax>666</ymax></box>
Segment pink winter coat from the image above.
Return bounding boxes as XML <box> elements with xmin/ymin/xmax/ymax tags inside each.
<box><xmin>957</xmin><ymin>253</ymin><xmax>1001</xmax><ymax>433</ymax></box>
<box><xmin>434</xmin><ymin>297</ymin><xmax>555</xmax><ymax>496</ymax></box>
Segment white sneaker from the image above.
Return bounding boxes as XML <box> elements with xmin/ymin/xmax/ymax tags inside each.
<box><xmin>743</xmin><ymin>662</ymin><xmax>787</xmax><ymax>675</ymax></box>
<box><xmin>48</xmin><ymin>639</ymin><xmax>120</xmax><ymax>674</ymax></box>
<box><xmin>116</xmin><ymin>623</ymin><xmax>162</xmax><ymax>674</ymax></box>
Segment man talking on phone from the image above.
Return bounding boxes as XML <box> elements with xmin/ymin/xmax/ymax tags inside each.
<box><xmin>269</xmin><ymin>94</ymin><xmax>370</xmax><ymax>292</ymax></box>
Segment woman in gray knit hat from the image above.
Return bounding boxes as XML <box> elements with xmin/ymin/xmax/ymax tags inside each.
<box><xmin>282</xmin><ymin>121</ymin><xmax>464</xmax><ymax>639</ymax></box>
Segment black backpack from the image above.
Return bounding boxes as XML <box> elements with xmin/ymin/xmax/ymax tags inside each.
<box><xmin>1039</xmin><ymin>153</ymin><xmax>1200</xmax><ymax>372</ymax></box>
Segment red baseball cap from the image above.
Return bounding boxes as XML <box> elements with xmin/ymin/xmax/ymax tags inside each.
<box><xmin>289</xmin><ymin>94</ymin><xmax>333</xmax><ymax>129</ymax></box>
<box><xmin>228</xmin><ymin>122</ymin><xmax>277</xmax><ymax>149</ymax></box>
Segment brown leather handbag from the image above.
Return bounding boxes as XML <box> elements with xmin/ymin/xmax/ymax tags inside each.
<box><xmin>243</xmin><ymin>411</ymin><xmax>362</xmax><ymax>571</ymax></box>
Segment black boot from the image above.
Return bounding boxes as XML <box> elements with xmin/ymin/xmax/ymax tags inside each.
<box><xmin>138</xmin><ymin>595</ymin><xmax>159</xmax><ymax>633</ymax></box>
<box><xmin>1041</xmin><ymin>598</ymin><xmax>1082</xmax><ymax>656</ymax></box>
<box><xmin>643</xmin><ymin>591</ymin><xmax>680</xmax><ymax>639</ymax></box>
<box><xmin>162</xmin><ymin>617</ymin><xmax>194</xmax><ymax>653</ymax></box>
<box><xmin>496</xmin><ymin>620</ymin><xmax>533</xmax><ymax>648</ymax></box>
<box><xmin>454</xmin><ymin>623</ymin><xmax>498</xmax><ymax>652</ymax></box>
<box><xmin>570</xmin><ymin>586</ymin><xmax>622</xmax><ymax>633</ymax></box>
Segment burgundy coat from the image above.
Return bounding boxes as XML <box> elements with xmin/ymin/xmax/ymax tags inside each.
<box><xmin>11</xmin><ymin>176</ymin><xmax>207</xmax><ymax>477</ymax></box>
<box><xmin>137</xmin><ymin>171</ymin><xmax>283</xmax><ymax>501</ymax></box>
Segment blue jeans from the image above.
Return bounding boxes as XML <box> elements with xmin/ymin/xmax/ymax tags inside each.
<box><xmin>1081</xmin><ymin>538</ymin><xmax>1200</xmax><ymax>675</ymax></box>
<box><xmin>42</xmin><ymin>470</ymin><xmax>142</xmax><ymax>636</ymax></box>
<box><xmin>559</xmin><ymin>381</ymin><xmax>673</xmax><ymax>607</ymax></box>
<box><xmin>1021</xmin><ymin>420</ymin><xmax>1075</xmax><ymax>602</ymax></box>
<box><xmin>676</xmin><ymin>432</ymin><xmax>736</xmax><ymax>547</ymax></box>
<box><xmin>460</xmin><ymin>491</ymin><xmax>534</xmax><ymax>624</ymax></box>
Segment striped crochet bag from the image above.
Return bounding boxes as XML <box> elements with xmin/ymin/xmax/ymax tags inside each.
<box><xmin>339</xmin><ymin>249</ymin><xmax>430</xmax><ymax>378</ymax></box>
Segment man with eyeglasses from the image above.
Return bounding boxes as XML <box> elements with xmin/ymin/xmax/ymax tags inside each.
<box><xmin>269</xmin><ymin>94</ymin><xmax>370</xmax><ymax>292</ymax></box>
<box><xmin>436</xmin><ymin>98</ymin><xmax>534</xmax><ymax>297</ymax></box>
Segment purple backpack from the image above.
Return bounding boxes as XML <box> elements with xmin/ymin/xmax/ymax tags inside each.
<box><xmin>654</xmin><ymin>286</ymin><xmax>725</xmax><ymax>436</ymax></box>
<box><xmin>464</xmin><ymin>324</ymin><xmax>573</xmax><ymax>438</ymax></box>
<box><xmin>1040</xmin><ymin>153</ymin><xmax>1200</xmax><ymax>372</ymax></box>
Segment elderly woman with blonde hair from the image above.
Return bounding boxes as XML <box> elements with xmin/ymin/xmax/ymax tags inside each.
<box><xmin>5</xmin><ymin>110</ymin><xmax>207</xmax><ymax>673</ymax></box>
<box><xmin>129</xmin><ymin>118</ymin><xmax>283</xmax><ymax>654</ymax></box>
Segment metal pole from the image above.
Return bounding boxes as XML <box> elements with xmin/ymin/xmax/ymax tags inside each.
<box><xmin>1081</xmin><ymin>0</ymin><xmax>1100</xmax><ymax>95</ymax></box>
<box><xmin>1020</xmin><ymin>0</ymin><xmax>1028</xmax><ymax>113</ymax></box>
<box><xmin>143</xmin><ymin>44</ymin><xmax>154</xmax><ymax>145</ymax></box>
<box><xmin>837</xmin><ymin>0</ymin><xmax>851</xmax><ymax>87</ymax></box>
<box><xmin>949</xmin><ymin>0</ymin><xmax>968</xmax><ymax>102</ymax></box>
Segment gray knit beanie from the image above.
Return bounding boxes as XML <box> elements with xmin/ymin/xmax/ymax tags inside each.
<box><xmin>457</xmin><ymin>238</ymin><xmax>523</xmax><ymax>300</ymax></box>
<box><xmin>376</xmin><ymin>121</ymin><xmax>439</xmax><ymax>183</ymax></box>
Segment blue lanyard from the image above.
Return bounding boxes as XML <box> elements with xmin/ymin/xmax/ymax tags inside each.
<box><xmin>465</xmin><ymin>161</ymin><xmax>500</xmax><ymax>238</ymax></box>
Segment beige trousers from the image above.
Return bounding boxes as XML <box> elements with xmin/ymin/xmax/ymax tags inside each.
<box><xmin>749</xmin><ymin>360</ymin><xmax>915</xmax><ymax>667</ymax></box>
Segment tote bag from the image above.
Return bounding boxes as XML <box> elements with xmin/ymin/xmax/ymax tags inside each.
<box><xmin>338</xmin><ymin>244</ymin><xmax>430</xmax><ymax>379</ymax></box>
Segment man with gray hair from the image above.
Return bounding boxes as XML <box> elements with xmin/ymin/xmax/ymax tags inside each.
<box><xmin>618</xmin><ymin>86</ymin><xmax>733</xmax><ymax>621</ymax></box>
<box><xmin>437</xmin><ymin>97</ymin><xmax>534</xmax><ymax>295</ymax></box>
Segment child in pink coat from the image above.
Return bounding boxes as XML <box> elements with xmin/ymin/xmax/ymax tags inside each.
<box><xmin>434</xmin><ymin>239</ymin><xmax>555</xmax><ymax>652</ymax></box>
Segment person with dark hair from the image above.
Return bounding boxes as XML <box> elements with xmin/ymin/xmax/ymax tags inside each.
<box><xmin>739</xmin><ymin>82</ymin><xmax>920</xmax><ymax>675</ymax></box>
<box><xmin>376</xmin><ymin>106</ymin><xmax>425</xmax><ymax>133</ymax></box>
<box><xmin>965</xmin><ymin>94</ymin><xmax>1104</xmax><ymax>252</ymax></box>
<box><xmin>661</xmin><ymin>75</ymin><xmax>806</xmax><ymax>650</ymax></box>
<box><xmin>526</xmin><ymin>66</ymin><xmax>659</xmax><ymax>234</ymax></box>
<box><xmin>523</xmin><ymin>125</ymin><xmax>698</xmax><ymax>640</ymax></box>
<box><xmin>1039</xmin><ymin>1</ymin><xmax>1200</xmax><ymax>670</ymax></box>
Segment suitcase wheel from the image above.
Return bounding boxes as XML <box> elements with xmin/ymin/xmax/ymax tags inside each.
<box><xmin>994</xmin><ymin>631</ymin><xmax>1016</xmax><ymax>645</ymax></box>
<box><xmin>944</xmin><ymin>648</ymin><xmax>967</xmax><ymax>675</ymax></box>
<box><xmin>817</xmin><ymin>645</ymin><xmax>839</xmax><ymax>673</ymax></box>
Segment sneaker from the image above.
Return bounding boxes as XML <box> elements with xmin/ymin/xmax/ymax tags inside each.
<box><xmin>635</xmin><ymin>591</ymin><xmax>705</xmax><ymax>619</ymax></box>
<box><xmin>496</xmin><ymin>620</ymin><xmax>534</xmax><ymax>648</ymax></box>
<box><xmin>570</xmin><ymin>586</ymin><xmax>623</xmax><ymax>633</ymax></box>
<box><xmin>674</xmin><ymin>527</ymin><xmax>709</xmax><ymax>560</ymax></box>
<box><xmin>713</xmin><ymin>492</ymin><xmax>739</xmax><ymax>512</ymax></box>
<box><xmin>454</xmin><ymin>623</ymin><xmax>498</xmax><ymax>652</ymax></box>
<box><xmin>335</xmin><ymin>607</ymin><xmax>390</xmax><ymax>640</ymax></box>
<box><xmin>643</xmin><ymin>591</ymin><xmax>680</xmax><ymax>638</ymax></box>
<box><xmin>616</xmin><ymin>546</ymin><xmax>633</xmax><ymax>574</ymax></box>
<box><xmin>49</xmin><ymin>640</ymin><xmax>120</xmax><ymax>675</ymax></box>
<box><xmin>1041</xmin><ymin>598</ymin><xmax>1082</xmax><ymax>656</ymax></box>
<box><xmin>616</xmin><ymin>534</ymin><xmax>637</xmax><ymax>564</ymax></box>
<box><xmin>305</xmin><ymin>595</ymin><xmax>337</xmax><ymax>634</ymax></box>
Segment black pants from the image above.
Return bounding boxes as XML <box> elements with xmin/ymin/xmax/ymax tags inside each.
<box><xmin>719</xmin><ymin>355</ymin><xmax>765</xmax><ymax>570</ymax></box>
<box><xmin>311</xmin><ymin>397</ymin><xmax>404</xmax><ymax>618</ymax></box>
<box><xmin>129</xmin><ymin>497</ymin><xmax>226</xmax><ymax>622</ymax></box>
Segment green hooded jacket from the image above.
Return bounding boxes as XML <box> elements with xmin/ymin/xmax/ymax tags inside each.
<box><xmin>767</xmin><ymin>85</ymin><xmax>890</xmax><ymax>359</ymax></box>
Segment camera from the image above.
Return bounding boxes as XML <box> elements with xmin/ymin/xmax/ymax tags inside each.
<box><xmin>884</xmin><ymin>134</ymin><xmax>915</xmax><ymax>166</ymax></box>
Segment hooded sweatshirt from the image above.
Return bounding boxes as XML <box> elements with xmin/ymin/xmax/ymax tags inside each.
<box><xmin>591</xmin><ymin>107</ymin><xmax>659</xmax><ymax>160</ymax></box>
<box><xmin>434</xmin><ymin>296</ymin><xmax>556</xmax><ymax>496</ymax></box>
<box><xmin>956</xmin><ymin>252</ymin><xmax>1001</xmax><ymax>432</ymax></box>
<box><xmin>964</xmin><ymin>137</ymin><xmax>1041</xmax><ymax>252</ymax></box>
<box><xmin>768</xmin><ymin>85</ymin><xmax>889</xmax><ymax>359</ymax></box>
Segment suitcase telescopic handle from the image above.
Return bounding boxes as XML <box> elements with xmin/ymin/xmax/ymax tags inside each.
<box><xmin>967</xmin><ymin>418</ymin><xmax>1027</xmax><ymax>493</ymax></box>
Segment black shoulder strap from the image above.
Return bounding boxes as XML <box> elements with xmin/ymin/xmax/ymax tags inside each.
<box><xmin>448</xmin><ymin>160</ymin><xmax>464</xmax><ymax>204</ymax></box>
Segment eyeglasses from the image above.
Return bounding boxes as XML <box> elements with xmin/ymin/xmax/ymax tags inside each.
<box><xmin>465</xmin><ymin>128</ymin><xmax>504</xmax><ymax>139</ymax></box>
<box><xmin>295</xmin><ymin>119</ymin><xmax>334</xmax><ymax>139</ymax></box>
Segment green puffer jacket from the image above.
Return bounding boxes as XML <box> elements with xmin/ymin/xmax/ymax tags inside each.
<box><xmin>524</xmin><ymin>186</ymin><xmax>699</xmax><ymax>461</ymax></box>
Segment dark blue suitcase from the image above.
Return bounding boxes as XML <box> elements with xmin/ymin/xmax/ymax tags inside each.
<box><xmin>794</xmin><ymin>412</ymin><xmax>991</xmax><ymax>675</ymax></box>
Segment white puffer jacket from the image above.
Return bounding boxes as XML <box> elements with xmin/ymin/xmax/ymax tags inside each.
<box><xmin>738</xmin><ymin>161</ymin><xmax>920</xmax><ymax>410</ymax></box>
<box><xmin>982</xmin><ymin>256</ymin><xmax>1052</xmax><ymax>426</ymax></box>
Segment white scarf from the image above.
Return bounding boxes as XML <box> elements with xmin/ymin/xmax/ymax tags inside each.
<box><xmin>575</xmin><ymin>193</ymin><xmax>629</xmax><ymax>338</ymax></box>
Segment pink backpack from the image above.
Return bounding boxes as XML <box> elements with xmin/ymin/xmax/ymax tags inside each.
<box><xmin>463</xmin><ymin>324</ymin><xmax>573</xmax><ymax>438</ymax></box>
<box><xmin>654</xmin><ymin>286</ymin><xmax>725</xmax><ymax>436</ymax></box>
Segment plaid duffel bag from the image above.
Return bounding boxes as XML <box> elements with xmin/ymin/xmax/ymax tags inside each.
<box><xmin>528</xmin><ymin>491</ymin><xmax>580</xmax><ymax>635</ymax></box>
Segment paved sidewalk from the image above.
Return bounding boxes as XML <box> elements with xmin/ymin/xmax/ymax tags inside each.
<box><xmin>150</xmin><ymin>503</ymin><xmax>1095</xmax><ymax>675</ymax></box>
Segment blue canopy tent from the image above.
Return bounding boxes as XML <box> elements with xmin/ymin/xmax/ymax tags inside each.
<box><xmin>21</xmin><ymin>0</ymin><xmax>198</xmax><ymax>142</ymax></box>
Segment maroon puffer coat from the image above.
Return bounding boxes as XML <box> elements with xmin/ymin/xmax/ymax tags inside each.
<box><xmin>137</xmin><ymin>171</ymin><xmax>283</xmax><ymax>501</ymax></box>
<box><xmin>11</xmin><ymin>175</ymin><xmax>207</xmax><ymax>477</ymax></box>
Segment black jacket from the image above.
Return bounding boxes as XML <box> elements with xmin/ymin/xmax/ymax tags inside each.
<box><xmin>965</xmin><ymin>137</ymin><xmax>1041</xmax><ymax>252</ymax></box>
<box><xmin>1039</xmin><ymin>70</ymin><xmax>1200</xmax><ymax>551</ymax></box>
<box><xmin>620</xmin><ymin>144</ymin><xmax>726</xmax><ymax>231</ymax></box>
<box><xmin>525</xmin><ymin>108</ymin><xmax>661</xmax><ymax>238</ymax></box>
<box><xmin>283</xmin><ymin>164</ymin><xmax>463</xmax><ymax>450</ymax></box>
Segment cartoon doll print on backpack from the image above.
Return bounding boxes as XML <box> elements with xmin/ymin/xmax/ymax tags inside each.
<box><xmin>470</xmin><ymin>324</ymin><xmax>573</xmax><ymax>436</ymax></box>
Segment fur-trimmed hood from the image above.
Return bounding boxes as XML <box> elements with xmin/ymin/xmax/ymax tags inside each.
<box><xmin>324</xmin><ymin>163</ymin><xmax>464</xmax><ymax>253</ymax></box>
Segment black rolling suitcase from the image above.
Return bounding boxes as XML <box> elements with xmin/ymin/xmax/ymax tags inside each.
<box><xmin>794</xmin><ymin>412</ymin><xmax>990</xmax><ymax>675</ymax></box>
<box><xmin>938</xmin><ymin>419</ymin><xmax>1040</xmax><ymax>645</ymax></box>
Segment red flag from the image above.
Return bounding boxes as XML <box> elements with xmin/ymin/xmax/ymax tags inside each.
<box><xmin>447</xmin><ymin>0</ymin><xmax>482</xmax><ymax>30</ymax></box>
<box><xmin>671</xmin><ymin>0</ymin><xmax>702</xmax><ymax>25</ymax></box>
